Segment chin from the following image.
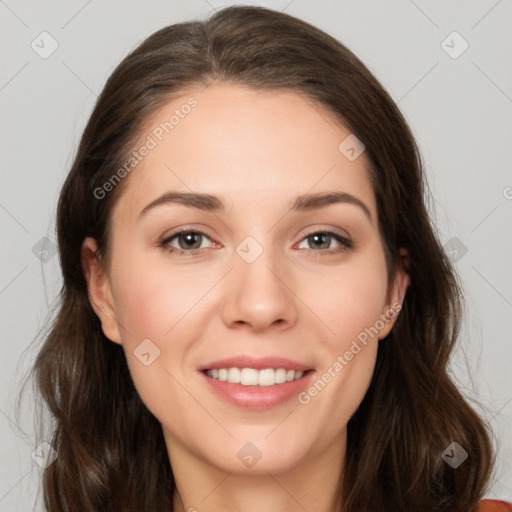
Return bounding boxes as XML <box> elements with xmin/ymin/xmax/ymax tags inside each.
<box><xmin>203</xmin><ymin>438</ymin><xmax>310</xmax><ymax>476</ymax></box>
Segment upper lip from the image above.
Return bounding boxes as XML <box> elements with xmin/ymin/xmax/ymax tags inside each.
<box><xmin>198</xmin><ymin>356</ymin><xmax>313</xmax><ymax>372</ymax></box>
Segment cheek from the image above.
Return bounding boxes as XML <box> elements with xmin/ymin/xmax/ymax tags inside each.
<box><xmin>296</xmin><ymin>247</ymin><xmax>387</xmax><ymax>419</ymax></box>
<box><xmin>297</xmin><ymin>261</ymin><xmax>386</xmax><ymax>444</ymax></box>
<box><xmin>111</xmin><ymin>248</ymin><xmax>207</xmax><ymax>343</ymax></box>
<box><xmin>304</xmin><ymin>254</ymin><xmax>389</xmax><ymax>350</ymax></box>
<box><xmin>108</xmin><ymin>250</ymin><xmax>219</xmax><ymax>421</ymax></box>
<box><xmin>110</xmin><ymin>263</ymin><xmax>194</xmax><ymax>426</ymax></box>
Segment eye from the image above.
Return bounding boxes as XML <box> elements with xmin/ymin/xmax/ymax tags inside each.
<box><xmin>159</xmin><ymin>229</ymin><xmax>216</xmax><ymax>256</ymax></box>
<box><xmin>296</xmin><ymin>230</ymin><xmax>353</xmax><ymax>256</ymax></box>
<box><xmin>159</xmin><ymin>228</ymin><xmax>353</xmax><ymax>257</ymax></box>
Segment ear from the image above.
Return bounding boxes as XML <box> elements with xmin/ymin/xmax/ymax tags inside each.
<box><xmin>81</xmin><ymin>237</ymin><xmax>123</xmax><ymax>345</ymax></box>
<box><xmin>377</xmin><ymin>248</ymin><xmax>410</xmax><ymax>340</ymax></box>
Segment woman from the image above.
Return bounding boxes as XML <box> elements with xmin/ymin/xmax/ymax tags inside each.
<box><xmin>27</xmin><ymin>5</ymin><xmax>510</xmax><ymax>511</ymax></box>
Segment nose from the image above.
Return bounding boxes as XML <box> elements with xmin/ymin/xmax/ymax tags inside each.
<box><xmin>221</xmin><ymin>245</ymin><xmax>299</xmax><ymax>333</ymax></box>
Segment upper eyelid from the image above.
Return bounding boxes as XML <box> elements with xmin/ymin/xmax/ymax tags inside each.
<box><xmin>297</xmin><ymin>225</ymin><xmax>351</xmax><ymax>240</ymax></box>
<box><xmin>160</xmin><ymin>227</ymin><xmax>215</xmax><ymax>244</ymax></box>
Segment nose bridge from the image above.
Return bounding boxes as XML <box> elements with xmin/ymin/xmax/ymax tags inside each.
<box><xmin>221</xmin><ymin>235</ymin><xmax>297</xmax><ymax>330</ymax></box>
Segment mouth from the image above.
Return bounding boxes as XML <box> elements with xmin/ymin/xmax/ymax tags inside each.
<box><xmin>203</xmin><ymin>367</ymin><xmax>311</xmax><ymax>386</ymax></box>
<box><xmin>198</xmin><ymin>356</ymin><xmax>315</xmax><ymax>409</ymax></box>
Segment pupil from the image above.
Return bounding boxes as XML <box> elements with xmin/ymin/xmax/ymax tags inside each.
<box><xmin>309</xmin><ymin>233</ymin><xmax>329</xmax><ymax>249</ymax></box>
<box><xmin>180</xmin><ymin>233</ymin><xmax>201</xmax><ymax>249</ymax></box>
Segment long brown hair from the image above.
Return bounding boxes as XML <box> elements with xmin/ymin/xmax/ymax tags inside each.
<box><xmin>22</xmin><ymin>5</ymin><xmax>494</xmax><ymax>511</ymax></box>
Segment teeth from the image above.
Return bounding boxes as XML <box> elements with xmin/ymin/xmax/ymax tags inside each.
<box><xmin>227</xmin><ymin>367</ymin><xmax>241</xmax><ymax>384</ymax></box>
<box><xmin>275</xmin><ymin>368</ymin><xmax>287</xmax><ymax>384</ymax></box>
<box><xmin>241</xmin><ymin>368</ymin><xmax>259</xmax><ymax>385</ymax></box>
<box><xmin>206</xmin><ymin>368</ymin><xmax>305</xmax><ymax>386</ymax></box>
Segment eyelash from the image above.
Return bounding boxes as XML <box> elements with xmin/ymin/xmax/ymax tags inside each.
<box><xmin>159</xmin><ymin>228</ymin><xmax>353</xmax><ymax>257</ymax></box>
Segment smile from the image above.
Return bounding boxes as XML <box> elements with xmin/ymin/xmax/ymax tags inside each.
<box><xmin>205</xmin><ymin>367</ymin><xmax>306</xmax><ymax>386</ymax></box>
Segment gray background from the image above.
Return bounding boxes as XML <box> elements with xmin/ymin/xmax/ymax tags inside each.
<box><xmin>1</xmin><ymin>0</ymin><xmax>511</xmax><ymax>509</ymax></box>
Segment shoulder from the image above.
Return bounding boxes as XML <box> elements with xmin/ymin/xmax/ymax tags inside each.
<box><xmin>478</xmin><ymin>500</ymin><xmax>512</xmax><ymax>511</ymax></box>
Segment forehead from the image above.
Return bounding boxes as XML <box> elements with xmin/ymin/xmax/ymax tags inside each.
<box><xmin>112</xmin><ymin>82</ymin><xmax>376</xmax><ymax>221</ymax></box>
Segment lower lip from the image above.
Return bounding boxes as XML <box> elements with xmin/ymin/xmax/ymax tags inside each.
<box><xmin>200</xmin><ymin>370</ymin><xmax>314</xmax><ymax>410</ymax></box>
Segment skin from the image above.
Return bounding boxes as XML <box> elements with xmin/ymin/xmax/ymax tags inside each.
<box><xmin>82</xmin><ymin>82</ymin><xmax>409</xmax><ymax>512</ymax></box>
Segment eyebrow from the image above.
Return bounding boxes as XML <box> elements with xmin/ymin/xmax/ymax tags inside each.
<box><xmin>138</xmin><ymin>191</ymin><xmax>373</xmax><ymax>223</ymax></box>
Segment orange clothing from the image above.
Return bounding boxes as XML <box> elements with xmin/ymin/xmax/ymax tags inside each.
<box><xmin>478</xmin><ymin>500</ymin><xmax>512</xmax><ymax>511</ymax></box>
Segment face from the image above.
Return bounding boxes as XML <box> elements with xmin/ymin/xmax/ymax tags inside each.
<box><xmin>83</xmin><ymin>82</ymin><xmax>408</xmax><ymax>477</ymax></box>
